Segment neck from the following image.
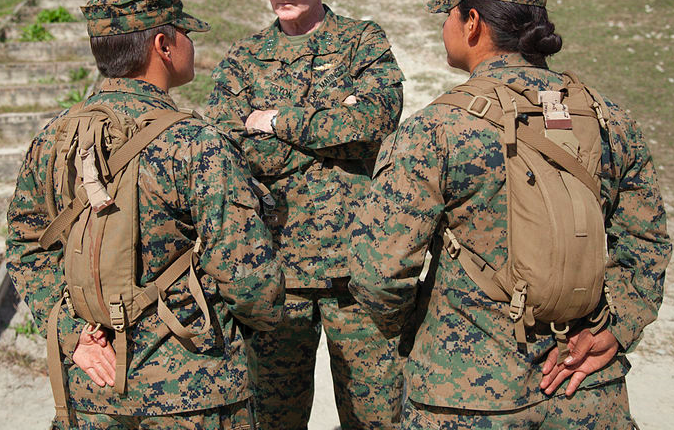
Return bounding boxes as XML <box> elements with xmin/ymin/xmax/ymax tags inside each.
<box><xmin>467</xmin><ymin>49</ymin><xmax>506</xmax><ymax>74</ymax></box>
<box><xmin>129</xmin><ymin>57</ymin><xmax>170</xmax><ymax>92</ymax></box>
<box><xmin>279</xmin><ymin>5</ymin><xmax>325</xmax><ymax>36</ymax></box>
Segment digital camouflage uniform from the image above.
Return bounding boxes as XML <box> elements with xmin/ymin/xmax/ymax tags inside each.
<box><xmin>5</xmin><ymin>1</ymin><xmax>284</xmax><ymax>428</ymax></box>
<box><xmin>205</xmin><ymin>5</ymin><xmax>405</xmax><ymax>429</ymax></box>
<box><xmin>349</xmin><ymin>52</ymin><xmax>671</xmax><ymax>428</ymax></box>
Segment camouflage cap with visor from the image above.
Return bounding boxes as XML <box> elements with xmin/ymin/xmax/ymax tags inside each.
<box><xmin>427</xmin><ymin>0</ymin><xmax>547</xmax><ymax>14</ymax></box>
<box><xmin>82</xmin><ymin>0</ymin><xmax>210</xmax><ymax>37</ymax></box>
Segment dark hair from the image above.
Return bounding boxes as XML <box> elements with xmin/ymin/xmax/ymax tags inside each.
<box><xmin>458</xmin><ymin>0</ymin><xmax>562</xmax><ymax>67</ymax></box>
<box><xmin>90</xmin><ymin>24</ymin><xmax>176</xmax><ymax>78</ymax></box>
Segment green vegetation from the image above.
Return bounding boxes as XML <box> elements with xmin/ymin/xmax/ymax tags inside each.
<box><xmin>36</xmin><ymin>6</ymin><xmax>75</xmax><ymax>24</ymax></box>
<box><xmin>173</xmin><ymin>72</ymin><xmax>213</xmax><ymax>107</ymax></box>
<box><xmin>17</xmin><ymin>7</ymin><xmax>76</xmax><ymax>42</ymax></box>
<box><xmin>0</xmin><ymin>0</ymin><xmax>22</xmax><ymax>17</ymax></box>
<box><xmin>547</xmin><ymin>0</ymin><xmax>674</xmax><ymax>180</ymax></box>
<box><xmin>184</xmin><ymin>0</ymin><xmax>269</xmax><ymax>42</ymax></box>
<box><xmin>13</xmin><ymin>315</ymin><xmax>38</xmax><ymax>339</ymax></box>
<box><xmin>19</xmin><ymin>23</ymin><xmax>54</xmax><ymax>42</ymax></box>
<box><xmin>58</xmin><ymin>88</ymin><xmax>86</xmax><ymax>108</ymax></box>
<box><xmin>36</xmin><ymin>75</ymin><xmax>56</xmax><ymax>84</ymax></box>
<box><xmin>69</xmin><ymin>67</ymin><xmax>90</xmax><ymax>82</ymax></box>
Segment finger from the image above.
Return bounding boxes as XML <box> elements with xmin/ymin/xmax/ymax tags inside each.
<box><xmin>565</xmin><ymin>371</ymin><xmax>588</xmax><ymax>396</ymax></box>
<box><xmin>101</xmin><ymin>343</ymin><xmax>117</xmax><ymax>368</ymax></box>
<box><xmin>542</xmin><ymin>347</ymin><xmax>559</xmax><ymax>375</ymax></box>
<box><xmin>565</xmin><ymin>330</ymin><xmax>593</xmax><ymax>366</ymax></box>
<box><xmin>540</xmin><ymin>362</ymin><xmax>563</xmax><ymax>390</ymax></box>
<box><xmin>92</xmin><ymin>330</ymin><xmax>108</xmax><ymax>347</ymax></box>
<box><xmin>544</xmin><ymin>367</ymin><xmax>574</xmax><ymax>395</ymax></box>
<box><xmin>78</xmin><ymin>330</ymin><xmax>94</xmax><ymax>345</ymax></box>
<box><xmin>98</xmin><ymin>354</ymin><xmax>116</xmax><ymax>387</ymax></box>
<box><xmin>84</xmin><ymin>366</ymin><xmax>106</xmax><ymax>387</ymax></box>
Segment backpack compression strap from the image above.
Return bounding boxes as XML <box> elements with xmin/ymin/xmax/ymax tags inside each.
<box><xmin>39</xmin><ymin>110</ymin><xmax>192</xmax><ymax>249</ymax></box>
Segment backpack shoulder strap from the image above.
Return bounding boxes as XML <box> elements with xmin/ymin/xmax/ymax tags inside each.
<box><xmin>430</xmin><ymin>89</ymin><xmax>602</xmax><ymax>204</ymax></box>
<box><xmin>107</xmin><ymin>110</ymin><xmax>191</xmax><ymax>177</ymax></box>
<box><xmin>39</xmin><ymin>109</ymin><xmax>192</xmax><ymax>249</ymax></box>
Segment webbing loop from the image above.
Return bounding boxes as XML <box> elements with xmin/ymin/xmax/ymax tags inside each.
<box><xmin>550</xmin><ymin>321</ymin><xmax>570</xmax><ymax>336</ymax></box>
<box><xmin>84</xmin><ymin>322</ymin><xmax>102</xmax><ymax>335</ymax></box>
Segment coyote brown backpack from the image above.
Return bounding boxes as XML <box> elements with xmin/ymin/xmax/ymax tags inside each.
<box><xmin>430</xmin><ymin>72</ymin><xmax>616</xmax><ymax>361</ymax></box>
<box><xmin>38</xmin><ymin>102</ymin><xmax>212</xmax><ymax>426</ymax></box>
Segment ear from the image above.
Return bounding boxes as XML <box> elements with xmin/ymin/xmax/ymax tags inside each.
<box><xmin>466</xmin><ymin>8</ymin><xmax>481</xmax><ymax>43</ymax></box>
<box><xmin>154</xmin><ymin>32</ymin><xmax>172</xmax><ymax>63</ymax></box>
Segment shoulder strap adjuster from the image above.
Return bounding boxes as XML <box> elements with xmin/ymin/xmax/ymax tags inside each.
<box><xmin>466</xmin><ymin>95</ymin><xmax>492</xmax><ymax>118</ymax></box>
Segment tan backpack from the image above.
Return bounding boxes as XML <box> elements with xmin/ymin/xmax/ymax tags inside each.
<box><xmin>431</xmin><ymin>72</ymin><xmax>616</xmax><ymax>361</ymax></box>
<box><xmin>38</xmin><ymin>103</ymin><xmax>212</xmax><ymax>426</ymax></box>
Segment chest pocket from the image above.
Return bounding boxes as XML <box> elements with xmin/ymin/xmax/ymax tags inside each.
<box><xmin>309</xmin><ymin>55</ymin><xmax>354</xmax><ymax>108</ymax></box>
<box><xmin>212</xmin><ymin>63</ymin><xmax>249</xmax><ymax>97</ymax></box>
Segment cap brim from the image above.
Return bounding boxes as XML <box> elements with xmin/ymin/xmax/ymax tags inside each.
<box><xmin>174</xmin><ymin>12</ymin><xmax>210</xmax><ymax>33</ymax></box>
<box><xmin>426</xmin><ymin>0</ymin><xmax>462</xmax><ymax>13</ymax></box>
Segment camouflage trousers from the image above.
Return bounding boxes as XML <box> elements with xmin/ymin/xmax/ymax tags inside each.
<box><xmin>248</xmin><ymin>286</ymin><xmax>404</xmax><ymax>430</ymax></box>
<box><xmin>401</xmin><ymin>378</ymin><xmax>636</xmax><ymax>429</ymax></box>
<box><xmin>53</xmin><ymin>400</ymin><xmax>256</xmax><ymax>430</ymax></box>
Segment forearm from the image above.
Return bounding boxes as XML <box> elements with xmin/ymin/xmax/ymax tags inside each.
<box><xmin>273</xmin><ymin>84</ymin><xmax>403</xmax><ymax>159</ymax></box>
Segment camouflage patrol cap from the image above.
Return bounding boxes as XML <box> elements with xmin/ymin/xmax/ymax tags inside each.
<box><xmin>427</xmin><ymin>0</ymin><xmax>546</xmax><ymax>13</ymax></box>
<box><xmin>82</xmin><ymin>0</ymin><xmax>210</xmax><ymax>37</ymax></box>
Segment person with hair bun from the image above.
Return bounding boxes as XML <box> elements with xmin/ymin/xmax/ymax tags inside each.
<box><xmin>349</xmin><ymin>0</ymin><xmax>671</xmax><ymax>428</ymax></box>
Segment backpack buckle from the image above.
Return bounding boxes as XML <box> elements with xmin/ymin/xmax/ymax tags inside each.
<box><xmin>509</xmin><ymin>281</ymin><xmax>527</xmax><ymax>321</ymax></box>
<box><xmin>75</xmin><ymin>186</ymin><xmax>91</xmax><ymax>209</ymax></box>
<box><xmin>466</xmin><ymin>96</ymin><xmax>492</xmax><ymax>118</ymax></box>
<box><xmin>109</xmin><ymin>296</ymin><xmax>126</xmax><ymax>331</ymax></box>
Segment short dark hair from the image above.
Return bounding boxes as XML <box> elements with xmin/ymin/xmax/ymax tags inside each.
<box><xmin>90</xmin><ymin>24</ymin><xmax>176</xmax><ymax>78</ymax></box>
<box><xmin>458</xmin><ymin>0</ymin><xmax>562</xmax><ymax>67</ymax></box>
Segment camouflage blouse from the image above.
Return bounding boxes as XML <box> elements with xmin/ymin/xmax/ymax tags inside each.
<box><xmin>5</xmin><ymin>78</ymin><xmax>284</xmax><ymax>415</ymax></box>
<box><xmin>350</xmin><ymin>54</ymin><xmax>671</xmax><ymax>409</ymax></box>
<box><xmin>206</xmin><ymin>7</ymin><xmax>405</xmax><ymax>289</ymax></box>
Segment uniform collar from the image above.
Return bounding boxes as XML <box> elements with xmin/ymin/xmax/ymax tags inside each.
<box><xmin>470</xmin><ymin>53</ymin><xmax>545</xmax><ymax>78</ymax></box>
<box><xmin>97</xmin><ymin>78</ymin><xmax>179</xmax><ymax>110</ymax></box>
<box><xmin>255</xmin><ymin>6</ymin><xmax>341</xmax><ymax>63</ymax></box>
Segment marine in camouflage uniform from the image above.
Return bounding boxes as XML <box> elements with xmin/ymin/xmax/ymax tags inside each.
<box><xmin>5</xmin><ymin>1</ymin><xmax>284</xmax><ymax>428</ymax></box>
<box><xmin>349</xmin><ymin>1</ymin><xmax>671</xmax><ymax>428</ymax></box>
<box><xmin>205</xmin><ymin>2</ymin><xmax>405</xmax><ymax>428</ymax></box>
